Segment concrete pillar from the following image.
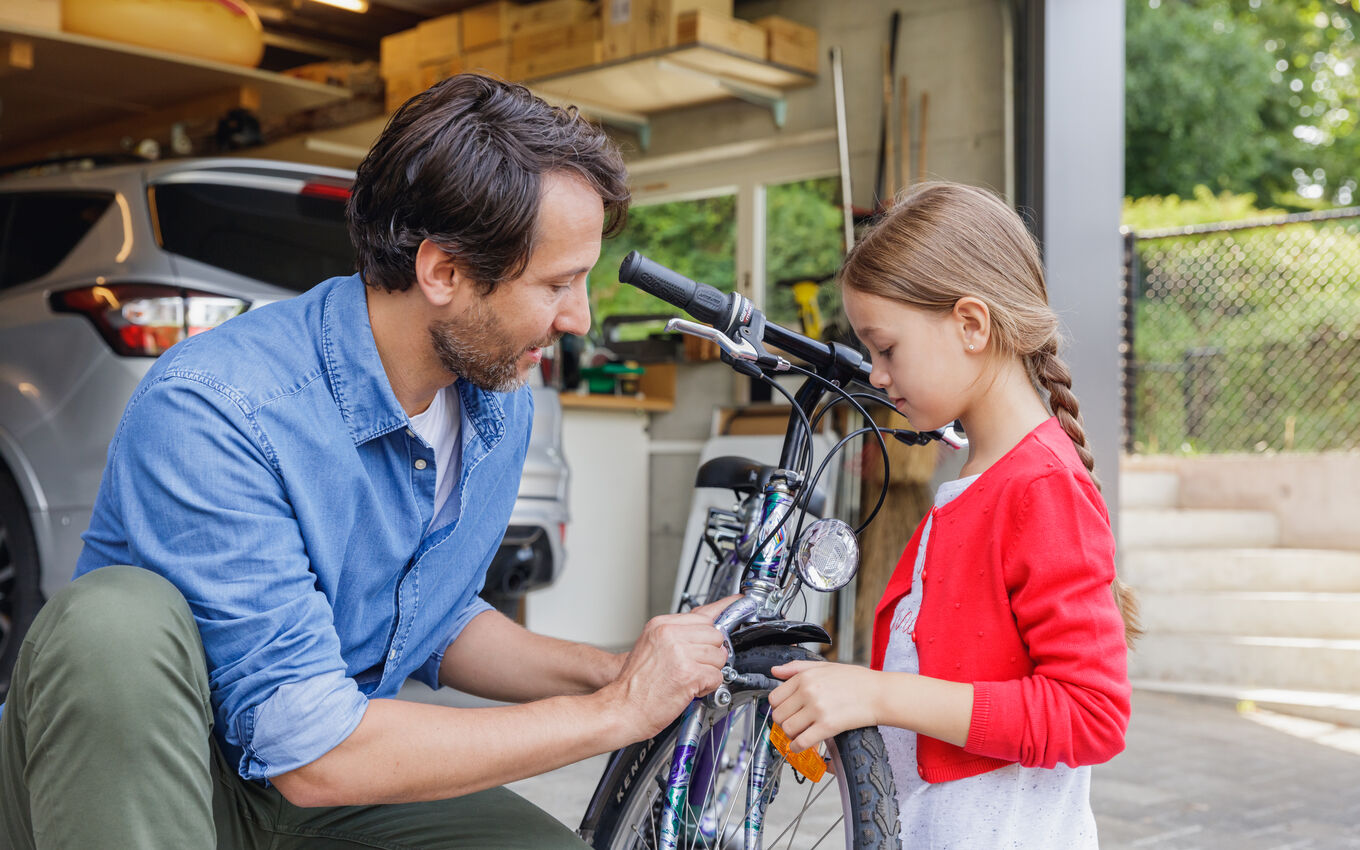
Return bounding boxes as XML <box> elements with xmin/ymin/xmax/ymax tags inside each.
<box><xmin>1042</xmin><ymin>0</ymin><xmax>1125</xmax><ymax>528</ymax></box>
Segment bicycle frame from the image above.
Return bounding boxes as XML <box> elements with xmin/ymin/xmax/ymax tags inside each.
<box><xmin>657</xmin><ymin>366</ymin><xmax>855</xmax><ymax>850</ymax></box>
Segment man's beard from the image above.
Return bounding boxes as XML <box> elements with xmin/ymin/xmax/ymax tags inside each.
<box><xmin>430</xmin><ymin>299</ymin><xmax>556</xmax><ymax>393</ymax></box>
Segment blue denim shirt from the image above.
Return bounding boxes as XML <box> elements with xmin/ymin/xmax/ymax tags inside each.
<box><xmin>75</xmin><ymin>273</ymin><xmax>532</xmax><ymax>781</ymax></box>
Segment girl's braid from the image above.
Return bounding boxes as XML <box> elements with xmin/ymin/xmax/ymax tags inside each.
<box><xmin>1029</xmin><ymin>341</ymin><xmax>1145</xmax><ymax>648</ymax></box>
<box><xmin>1030</xmin><ymin>341</ymin><xmax>1097</xmax><ymax>484</ymax></box>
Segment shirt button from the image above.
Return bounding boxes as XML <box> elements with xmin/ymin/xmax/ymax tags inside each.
<box><xmin>405</xmin><ymin>427</ymin><xmax>415</xmax><ymax>438</ymax></box>
<box><xmin>414</xmin><ymin>458</ymin><xmax>427</xmax><ymax>470</ymax></box>
<box><xmin>910</xmin><ymin>631</ymin><xmax>917</xmax><ymax>643</ymax></box>
<box><xmin>921</xmin><ymin>571</ymin><xmax>927</xmax><ymax>581</ymax></box>
<box><xmin>388</xmin><ymin>648</ymin><xmax>397</xmax><ymax>661</ymax></box>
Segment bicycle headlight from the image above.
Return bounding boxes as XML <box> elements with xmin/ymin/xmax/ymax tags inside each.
<box><xmin>791</xmin><ymin>518</ymin><xmax>859</xmax><ymax>591</ymax></box>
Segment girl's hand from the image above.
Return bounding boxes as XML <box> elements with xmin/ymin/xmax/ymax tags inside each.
<box><xmin>768</xmin><ymin>661</ymin><xmax>884</xmax><ymax>753</ymax></box>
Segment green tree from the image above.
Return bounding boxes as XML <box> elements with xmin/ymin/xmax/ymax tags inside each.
<box><xmin>1125</xmin><ymin>1</ymin><xmax>1274</xmax><ymax>198</ymax></box>
<box><xmin>1127</xmin><ymin>0</ymin><xmax>1360</xmax><ymax>206</ymax></box>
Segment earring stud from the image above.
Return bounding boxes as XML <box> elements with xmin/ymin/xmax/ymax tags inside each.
<box><xmin>967</xmin><ymin>344</ymin><xmax>975</xmax><ymax>351</ymax></box>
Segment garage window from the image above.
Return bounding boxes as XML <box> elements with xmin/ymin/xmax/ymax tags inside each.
<box><xmin>593</xmin><ymin>191</ymin><xmax>737</xmax><ymax>340</ymax></box>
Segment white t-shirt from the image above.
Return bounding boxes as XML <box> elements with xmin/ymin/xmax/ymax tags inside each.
<box><xmin>408</xmin><ymin>385</ymin><xmax>462</xmax><ymax>532</ymax></box>
<box><xmin>879</xmin><ymin>474</ymin><xmax>1098</xmax><ymax>849</ymax></box>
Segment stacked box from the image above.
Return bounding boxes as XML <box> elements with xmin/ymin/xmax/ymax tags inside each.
<box><xmin>381</xmin><ymin>0</ymin><xmax>808</xmax><ymax>102</ymax></box>
<box><xmin>508</xmin><ymin>19</ymin><xmax>602</xmax><ymax>79</ymax></box>
<box><xmin>603</xmin><ymin>0</ymin><xmax>733</xmax><ymax>60</ymax></box>
<box><xmin>462</xmin><ymin>0</ymin><xmax>516</xmax><ymax>51</ymax></box>
<box><xmin>509</xmin><ymin>0</ymin><xmax>596</xmax><ymax>38</ymax></box>
<box><xmin>673</xmin><ymin>10</ymin><xmax>765</xmax><ymax>60</ymax></box>
<box><xmin>379</xmin><ymin>28</ymin><xmax>420</xmax><ymax>78</ymax></box>
<box><xmin>754</xmin><ymin>16</ymin><xmax>818</xmax><ymax>73</ymax></box>
<box><xmin>415</xmin><ymin>13</ymin><xmax>461</xmax><ymax>65</ymax></box>
<box><xmin>462</xmin><ymin>44</ymin><xmax>510</xmax><ymax>79</ymax></box>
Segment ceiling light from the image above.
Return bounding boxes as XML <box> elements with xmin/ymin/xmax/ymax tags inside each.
<box><xmin>309</xmin><ymin>0</ymin><xmax>369</xmax><ymax>12</ymax></box>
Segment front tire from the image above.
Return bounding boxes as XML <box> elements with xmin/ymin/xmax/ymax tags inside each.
<box><xmin>581</xmin><ymin>644</ymin><xmax>901</xmax><ymax>850</ymax></box>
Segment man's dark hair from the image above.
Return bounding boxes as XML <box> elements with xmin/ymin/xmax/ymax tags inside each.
<box><xmin>347</xmin><ymin>74</ymin><xmax>630</xmax><ymax>293</ymax></box>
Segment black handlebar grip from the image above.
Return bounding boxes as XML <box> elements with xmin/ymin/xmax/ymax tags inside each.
<box><xmin>618</xmin><ymin>251</ymin><xmax>729</xmax><ymax>327</ymax></box>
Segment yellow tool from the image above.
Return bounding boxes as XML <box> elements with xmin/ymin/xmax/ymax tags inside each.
<box><xmin>776</xmin><ymin>273</ymin><xmax>834</xmax><ymax>342</ymax></box>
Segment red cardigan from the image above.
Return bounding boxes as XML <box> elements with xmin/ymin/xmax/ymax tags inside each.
<box><xmin>871</xmin><ymin>417</ymin><xmax>1131</xmax><ymax>783</ymax></box>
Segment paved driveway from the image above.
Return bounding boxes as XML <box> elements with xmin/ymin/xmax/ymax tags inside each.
<box><xmin>496</xmin><ymin>689</ymin><xmax>1360</xmax><ymax>848</ymax></box>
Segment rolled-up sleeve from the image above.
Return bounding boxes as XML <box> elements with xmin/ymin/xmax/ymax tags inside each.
<box><xmin>85</xmin><ymin>373</ymin><xmax>365</xmax><ymax>781</ymax></box>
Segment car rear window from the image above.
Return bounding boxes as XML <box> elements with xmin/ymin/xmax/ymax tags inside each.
<box><xmin>0</xmin><ymin>191</ymin><xmax>116</xmax><ymax>290</ymax></box>
<box><xmin>152</xmin><ymin>182</ymin><xmax>354</xmax><ymax>293</ymax></box>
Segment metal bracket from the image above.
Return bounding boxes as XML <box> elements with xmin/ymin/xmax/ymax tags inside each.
<box><xmin>654</xmin><ymin>59</ymin><xmax>789</xmax><ymax>129</ymax></box>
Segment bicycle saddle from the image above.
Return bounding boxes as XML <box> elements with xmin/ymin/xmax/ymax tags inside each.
<box><xmin>694</xmin><ymin>456</ymin><xmax>826</xmax><ymax>518</ymax></box>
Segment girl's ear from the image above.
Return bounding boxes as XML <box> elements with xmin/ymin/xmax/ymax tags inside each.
<box><xmin>413</xmin><ymin>239</ymin><xmax>470</xmax><ymax>309</ymax></box>
<box><xmin>953</xmin><ymin>296</ymin><xmax>991</xmax><ymax>352</ymax></box>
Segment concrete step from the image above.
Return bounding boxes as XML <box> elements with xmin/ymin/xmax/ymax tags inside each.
<box><xmin>1139</xmin><ymin>590</ymin><xmax>1360</xmax><ymax>639</ymax></box>
<box><xmin>1131</xmin><ymin>679</ymin><xmax>1360</xmax><ymax>728</ymax></box>
<box><xmin>1130</xmin><ymin>633</ymin><xmax>1360</xmax><ymax>693</ymax></box>
<box><xmin>1121</xmin><ymin>548</ymin><xmax>1360</xmax><ymax>592</ymax></box>
<box><xmin>1120</xmin><ymin>508</ymin><xmax>1281</xmax><ymax>549</ymax></box>
<box><xmin>1119</xmin><ymin>470</ymin><xmax>1179</xmax><ymax>509</ymax></box>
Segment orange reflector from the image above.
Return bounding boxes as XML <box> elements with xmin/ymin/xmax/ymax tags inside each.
<box><xmin>770</xmin><ymin>722</ymin><xmax>827</xmax><ymax>782</ymax></box>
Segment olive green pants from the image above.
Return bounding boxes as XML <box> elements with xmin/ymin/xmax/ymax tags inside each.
<box><xmin>0</xmin><ymin>566</ymin><xmax>589</xmax><ymax>849</ymax></box>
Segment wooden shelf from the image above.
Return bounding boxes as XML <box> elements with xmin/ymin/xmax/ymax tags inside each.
<box><xmin>525</xmin><ymin>44</ymin><xmax>816</xmax><ymax>150</ymax></box>
<box><xmin>561</xmin><ymin>391</ymin><xmax>675</xmax><ymax>413</ymax></box>
<box><xmin>0</xmin><ymin>23</ymin><xmax>350</xmax><ymax>161</ymax></box>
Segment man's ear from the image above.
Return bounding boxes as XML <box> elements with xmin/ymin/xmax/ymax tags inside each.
<box><xmin>953</xmin><ymin>296</ymin><xmax>991</xmax><ymax>352</ymax></box>
<box><xmin>413</xmin><ymin>239</ymin><xmax>467</xmax><ymax>308</ymax></box>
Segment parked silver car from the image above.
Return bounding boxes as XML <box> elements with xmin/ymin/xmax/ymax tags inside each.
<box><xmin>0</xmin><ymin>156</ymin><xmax>570</xmax><ymax>694</ymax></box>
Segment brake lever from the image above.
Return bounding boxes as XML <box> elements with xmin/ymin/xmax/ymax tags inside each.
<box><xmin>666</xmin><ymin>318</ymin><xmax>791</xmax><ymax>372</ymax></box>
<box><xmin>889</xmin><ymin>423</ymin><xmax>968</xmax><ymax>450</ymax></box>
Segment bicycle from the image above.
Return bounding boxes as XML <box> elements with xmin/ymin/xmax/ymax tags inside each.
<box><xmin>577</xmin><ymin>253</ymin><xmax>965</xmax><ymax>850</ymax></box>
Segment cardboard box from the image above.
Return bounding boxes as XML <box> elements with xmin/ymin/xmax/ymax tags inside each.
<box><xmin>638</xmin><ymin>0</ymin><xmax>734</xmax><ymax>53</ymax></box>
<box><xmin>380</xmin><ymin>28</ymin><xmax>420</xmax><ymax>77</ymax></box>
<box><xmin>421</xmin><ymin>56</ymin><xmax>465</xmax><ymax>88</ymax></box>
<box><xmin>1</xmin><ymin>0</ymin><xmax>59</xmax><ymax>31</ymax></box>
<box><xmin>462</xmin><ymin>43</ymin><xmax>511</xmax><ymax>80</ymax></box>
<box><xmin>510</xmin><ymin>20</ymin><xmax>601</xmax><ymax>61</ymax></box>
<box><xmin>601</xmin><ymin>0</ymin><xmax>635</xmax><ymax>61</ymax></box>
<box><xmin>674</xmin><ymin>10</ymin><xmax>765</xmax><ymax>60</ymax></box>
<box><xmin>384</xmin><ymin>68</ymin><xmax>426</xmax><ymax>112</ymax></box>
<box><xmin>415</xmin><ymin>13</ymin><xmax>461</xmax><ymax>64</ymax></box>
<box><xmin>509</xmin><ymin>39</ymin><xmax>602</xmax><ymax>81</ymax></box>
<box><xmin>755</xmin><ymin>16</ymin><xmax>818</xmax><ymax>73</ymax></box>
<box><xmin>462</xmin><ymin>1</ymin><xmax>515</xmax><ymax>50</ymax></box>
<box><xmin>603</xmin><ymin>0</ymin><xmax>732</xmax><ymax>59</ymax></box>
<box><xmin>509</xmin><ymin>0</ymin><xmax>596</xmax><ymax>38</ymax></box>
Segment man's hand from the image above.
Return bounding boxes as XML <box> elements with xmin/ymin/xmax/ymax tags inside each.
<box><xmin>604</xmin><ymin>596</ymin><xmax>735</xmax><ymax>741</ymax></box>
<box><xmin>768</xmin><ymin>660</ymin><xmax>883</xmax><ymax>753</ymax></box>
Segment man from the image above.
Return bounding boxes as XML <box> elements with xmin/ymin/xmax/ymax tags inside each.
<box><xmin>0</xmin><ymin>75</ymin><xmax>728</xmax><ymax>848</ymax></box>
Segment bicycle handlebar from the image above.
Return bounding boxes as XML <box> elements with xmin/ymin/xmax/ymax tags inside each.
<box><xmin>618</xmin><ymin>251</ymin><xmax>875</xmax><ymax>388</ymax></box>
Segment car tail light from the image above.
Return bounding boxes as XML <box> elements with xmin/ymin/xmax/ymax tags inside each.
<box><xmin>300</xmin><ymin>181</ymin><xmax>351</xmax><ymax>201</ymax></box>
<box><xmin>50</xmin><ymin>283</ymin><xmax>248</xmax><ymax>357</ymax></box>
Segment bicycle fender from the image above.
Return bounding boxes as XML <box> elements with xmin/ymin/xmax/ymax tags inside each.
<box><xmin>730</xmin><ymin>620</ymin><xmax>831</xmax><ymax>652</ymax></box>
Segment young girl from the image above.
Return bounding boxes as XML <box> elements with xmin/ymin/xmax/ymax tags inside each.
<box><xmin>769</xmin><ymin>181</ymin><xmax>1139</xmax><ymax>848</ymax></box>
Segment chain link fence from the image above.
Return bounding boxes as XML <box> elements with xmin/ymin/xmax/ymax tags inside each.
<box><xmin>1121</xmin><ymin>207</ymin><xmax>1360</xmax><ymax>454</ymax></box>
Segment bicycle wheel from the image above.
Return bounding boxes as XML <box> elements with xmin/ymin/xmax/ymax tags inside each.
<box><xmin>582</xmin><ymin>645</ymin><xmax>901</xmax><ymax>850</ymax></box>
